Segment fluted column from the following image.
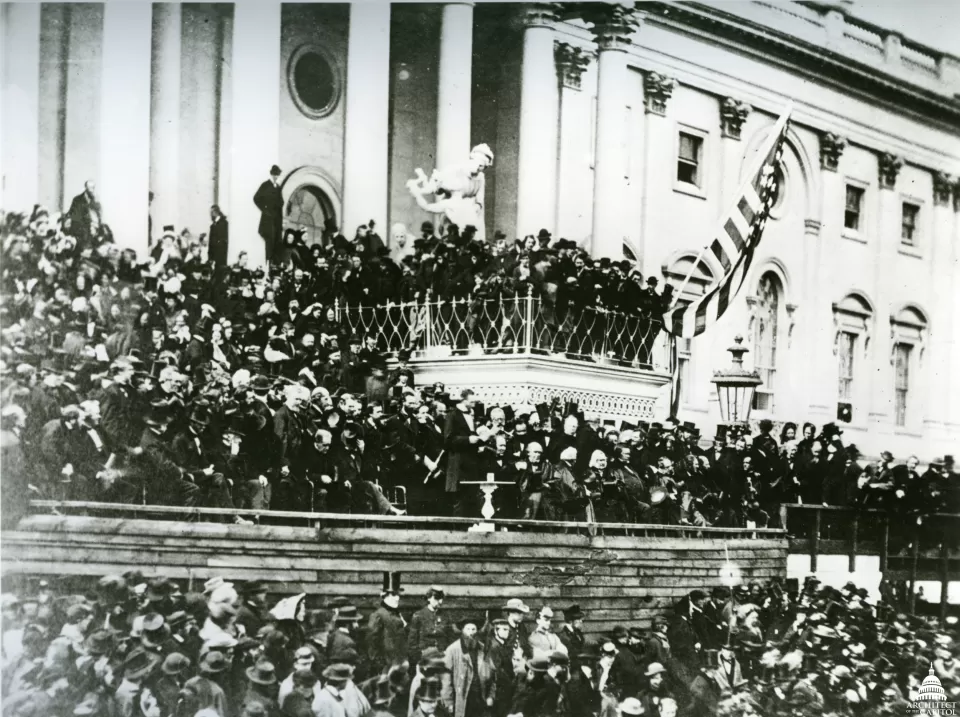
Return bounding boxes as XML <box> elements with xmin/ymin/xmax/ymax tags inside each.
<box><xmin>590</xmin><ymin>18</ymin><xmax>636</xmax><ymax>259</ymax></box>
<box><xmin>554</xmin><ymin>42</ymin><xmax>591</xmax><ymax>239</ymax></box>
<box><xmin>228</xmin><ymin>1</ymin><xmax>281</xmax><ymax>266</ymax></box>
<box><xmin>1</xmin><ymin>3</ymin><xmax>41</xmax><ymax>213</ymax></box>
<box><xmin>515</xmin><ymin>4</ymin><xmax>559</xmax><ymax>238</ymax></box>
<box><xmin>436</xmin><ymin>2</ymin><xmax>474</xmax><ymax>171</ymax></box>
<box><xmin>150</xmin><ymin>3</ymin><xmax>182</xmax><ymax>240</ymax></box>
<box><xmin>100</xmin><ymin>2</ymin><xmax>152</xmax><ymax>251</ymax></box>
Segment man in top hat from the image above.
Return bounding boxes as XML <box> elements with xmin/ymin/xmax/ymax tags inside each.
<box><xmin>557</xmin><ymin>605</ymin><xmax>586</xmax><ymax>661</ymax></box>
<box><xmin>254</xmin><ymin>165</ymin><xmax>284</xmax><ymax>264</ymax></box>
<box><xmin>367</xmin><ymin>572</ymin><xmax>407</xmax><ymax>670</ymax></box>
<box><xmin>442</xmin><ymin>616</ymin><xmax>494</xmax><ymax>717</ymax></box>
<box><xmin>528</xmin><ymin>607</ymin><xmax>567</xmax><ymax>660</ymax></box>
<box><xmin>408</xmin><ymin>586</ymin><xmax>454</xmax><ymax>668</ymax></box>
<box><xmin>412</xmin><ymin>676</ymin><xmax>444</xmax><ymax>717</ymax></box>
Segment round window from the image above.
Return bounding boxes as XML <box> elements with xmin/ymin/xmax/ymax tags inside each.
<box><xmin>289</xmin><ymin>46</ymin><xmax>340</xmax><ymax>119</ymax></box>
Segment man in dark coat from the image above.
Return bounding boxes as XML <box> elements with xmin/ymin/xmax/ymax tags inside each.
<box><xmin>367</xmin><ymin>573</ymin><xmax>407</xmax><ymax>671</ymax></box>
<box><xmin>407</xmin><ymin>586</ymin><xmax>454</xmax><ymax>668</ymax></box>
<box><xmin>65</xmin><ymin>180</ymin><xmax>102</xmax><ymax>246</ymax></box>
<box><xmin>209</xmin><ymin>205</ymin><xmax>230</xmax><ymax>267</ymax></box>
<box><xmin>443</xmin><ymin>389</ymin><xmax>483</xmax><ymax>516</ymax></box>
<box><xmin>253</xmin><ymin>165</ymin><xmax>284</xmax><ymax>264</ymax></box>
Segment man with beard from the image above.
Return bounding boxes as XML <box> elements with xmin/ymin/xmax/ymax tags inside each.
<box><xmin>442</xmin><ymin>617</ymin><xmax>493</xmax><ymax>717</ymax></box>
<box><xmin>408</xmin><ymin>586</ymin><xmax>454</xmax><ymax>669</ymax></box>
<box><xmin>367</xmin><ymin>572</ymin><xmax>407</xmax><ymax>672</ymax></box>
<box><xmin>98</xmin><ymin>358</ymin><xmax>144</xmax><ymax>451</ymax></box>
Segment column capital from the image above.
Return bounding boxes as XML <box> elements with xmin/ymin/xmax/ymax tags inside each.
<box><xmin>519</xmin><ymin>2</ymin><xmax>560</xmax><ymax>28</ymax></box>
<box><xmin>877</xmin><ymin>151</ymin><xmax>904</xmax><ymax>190</ymax></box>
<box><xmin>554</xmin><ymin>41</ymin><xmax>592</xmax><ymax>90</ymax></box>
<box><xmin>932</xmin><ymin>171</ymin><xmax>955</xmax><ymax>207</ymax></box>
<box><xmin>582</xmin><ymin>3</ymin><xmax>641</xmax><ymax>52</ymax></box>
<box><xmin>643</xmin><ymin>71</ymin><xmax>676</xmax><ymax>116</ymax></box>
<box><xmin>819</xmin><ymin>132</ymin><xmax>847</xmax><ymax>172</ymax></box>
<box><xmin>720</xmin><ymin>97</ymin><xmax>751</xmax><ymax>140</ymax></box>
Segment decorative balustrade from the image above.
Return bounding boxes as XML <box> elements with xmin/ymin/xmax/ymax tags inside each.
<box><xmin>335</xmin><ymin>290</ymin><xmax>672</xmax><ymax>374</ymax></box>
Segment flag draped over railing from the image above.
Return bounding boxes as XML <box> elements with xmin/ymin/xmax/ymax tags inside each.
<box><xmin>663</xmin><ymin>108</ymin><xmax>791</xmax><ymax>339</ymax></box>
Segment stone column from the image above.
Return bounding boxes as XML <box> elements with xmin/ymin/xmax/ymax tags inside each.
<box><xmin>554</xmin><ymin>41</ymin><xmax>590</xmax><ymax>239</ymax></box>
<box><xmin>1</xmin><ymin>3</ymin><xmax>41</xmax><ymax>213</ymax></box>
<box><xmin>436</xmin><ymin>2</ymin><xmax>474</xmax><ymax>171</ymax></box>
<box><xmin>100</xmin><ymin>2</ymin><xmax>152</xmax><ymax>252</ymax></box>
<box><xmin>808</xmin><ymin>132</ymin><xmax>847</xmax><ymax>424</ymax></box>
<box><xmin>342</xmin><ymin>2</ymin><xmax>390</xmax><ymax>237</ymax></box>
<box><xmin>590</xmin><ymin>18</ymin><xmax>637</xmax><ymax>259</ymax></box>
<box><xmin>150</xmin><ymin>3</ymin><xmax>182</xmax><ymax>239</ymax></box>
<box><xmin>227</xmin><ymin>1</ymin><xmax>281</xmax><ymax>266</ymax></box>
<box><xmin>868</xmin><ymin>152</ymin><xmax>904</xmax><ymax>436</ymax></box>
<box><xmin>637</xmin><ymin>71</ymin><xmax>675</xmax><ymax>272</ymax></box>
<box><xmin>926</xmin><ymin>172</ymin><xmax>956</xmax><ymax>442</ymax></box>
<box><xmin>515</xmin><ymin>4</ymin><xmax>559</xmax><ymax>238</ymax></box>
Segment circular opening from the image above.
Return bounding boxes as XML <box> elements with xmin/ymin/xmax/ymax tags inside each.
<box><xmin>289</xmin><ymin>46</ymin><xmax>340</xmax><ymax>119</ymax></box>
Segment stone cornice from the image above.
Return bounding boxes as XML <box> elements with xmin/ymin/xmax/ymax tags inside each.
<box><xmin>640</xmin><ymin>2</ymin><xmax>960</xmax><ymax>128</ymax></box>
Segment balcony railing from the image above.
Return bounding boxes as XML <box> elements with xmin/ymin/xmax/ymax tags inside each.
<box><xmin>335</xmin><ymin>290</ymin><xmax>673</xmax><ymax>374</ymax></box>
<box><xmin>24</xmin><ymin>500</ymin><xmax>783</xmax><ymax>540</ymax></box>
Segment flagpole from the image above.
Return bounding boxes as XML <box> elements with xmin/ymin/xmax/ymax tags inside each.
<box><xmin>668</xmin><ymin>104</ymin><xmax>793</xmax><ymax>309</ymax></box>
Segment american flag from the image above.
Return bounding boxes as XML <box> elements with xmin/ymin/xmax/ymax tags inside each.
<box><xmin>663</xmin><ymin>109</ymin><xmax>791</xmax><ymax>338</ymax></box>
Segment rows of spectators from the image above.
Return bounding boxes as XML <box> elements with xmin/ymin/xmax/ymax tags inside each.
<box><xmin>2</xmin><ymin>568</ymin><xmax>957</xmax><ymax>717</ymax></box>
<box><xmin>1</xmin><ymin>195</ymin><xmax>957</xmax><ymax>533</ymax></box>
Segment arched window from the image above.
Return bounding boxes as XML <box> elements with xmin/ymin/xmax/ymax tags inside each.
<box><xmin>890</xmin><ymin>305</ymin><xmax>928</xmax><ymax>428</ymax></box>
<box><xmin>285</xmin><ymin>185</ymin><xmax>335</xmax><ymax>246</ymax></box>
<box><xmin>751</xmin><ymin>272</ymin><xmax>782</xmax><ymax>412</ymax></box>
<box><xmin>832</xmin><ymin>293</ymin><xmax>874</xmax><ymax>424</ymax></box>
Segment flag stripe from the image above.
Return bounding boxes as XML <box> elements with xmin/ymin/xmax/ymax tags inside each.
<box><xmin>663</xmin><ymin>110</ymin><xmax>790</xmax><ymax>339</ymax></box>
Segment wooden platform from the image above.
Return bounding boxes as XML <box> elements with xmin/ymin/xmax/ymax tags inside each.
<box><xmin>1</xmin><ymin>510</ymin><xmax>788</xmax><ymax>635</ymax></box>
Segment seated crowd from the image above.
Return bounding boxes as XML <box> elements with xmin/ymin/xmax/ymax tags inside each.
<box><xmin>0</xmin><ymin>204</ymin><xmax>956</xmax><ymax>532</ymax></box>
<box><xmin>2</xmin><ymin>569</ymin><xmax>957</xmax><ymax>717</ymax></box>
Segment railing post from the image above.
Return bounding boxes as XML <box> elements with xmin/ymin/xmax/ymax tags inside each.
<box><xmin>424</xmin><ymin>292</ymin><xmax>433</xmax><ymax>351</ymax></box>
<box><xmin>940</xmin><ymin>541</ymin><xmax>950</xmax><ymax>622</ymax></box>
<box><xmin>810</xmin><ymin>508</ymin><xmax>821</xmax><ymax>573</ymax></box>
<box><xmin>779</xmin><ymin>503</ymin><xmax>788</xmax><ymax>532</ymax></box>
<box><xmin>523</xmin><ymin>285</ymin><xmax>534</xmax><ymax>353</ymax></box>
<box><xmin>908</xmin><ymin>531</ymin><xmax>920</xmax><ymax>614</ymax></box>
<box><xmin>848</xmin><ymin>514</ymin><xmax>858</xmax><ymax>573</ymax></box>
<box><xmin>879</xmin><ymin>514</ymin><xmax>890</xmax><ymax>573</ymax></box>
<box><xmin>334</xmin><ymin>297</ymin><xmax>341</xmax><ymax>322</ymax></box>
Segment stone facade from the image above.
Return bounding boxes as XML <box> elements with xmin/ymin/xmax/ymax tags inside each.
<box><xmin>2</xmin><ymin>1</ymin><xmax>959</xmax><ymax>458</ymax></box>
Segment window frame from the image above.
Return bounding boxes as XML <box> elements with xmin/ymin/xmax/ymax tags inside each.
<box><xmin>892</xmin><ymin>342</ymin><xmax>911</xmax><ymax>428</ymax></box>
<box><xmin>750</xmin><ymin>273</ymin><xmax>782</xmax><ymax>415</ymax></box>
<box><xmin>842</xmin><ymin>181</ymin><xmax>868</xmax><ymax>243</ymax></box>
<box><xmin>898</xmin><ymin>196</ymin><xmax>924</xmax><ymax>258</ymax></box>
<box><xmin>889</xmin><ymin>306</ymin><xmax>927</xmax><ymax>432</ymax></box>
<box><xmin>673</xmin><ymin>124</ymin><xmax>709</xmax><ymax>200</ymax></box>
<box><xmin>831</xmin><ymin>293</ymin><xmax>874</xmax><ymax>427</ymax></box>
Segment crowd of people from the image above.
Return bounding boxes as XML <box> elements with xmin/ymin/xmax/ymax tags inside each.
<box><xmin>2</xmin><ymin>568</ymin><xmax>957</xmax><ymax>717</ymax></box>
<box><xmin>1</xmin><ymin>193</ymin><xmax>957</xmax><ymax>533</ymax></box>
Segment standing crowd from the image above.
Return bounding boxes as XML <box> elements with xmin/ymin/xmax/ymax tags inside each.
<box><xmin>3</xmin><ymin>569</ymin><xmax>958</xmax><ymax>717</ymax></box>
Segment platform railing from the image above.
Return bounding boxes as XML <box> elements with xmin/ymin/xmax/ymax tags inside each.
<box><xmin>334</xmin><ymin>290</ymin><xmax>671</xmax><ymax>373</ymax></box>
<box><xmin>24</xmin><ymin>500</ymin><xmax>783</xmax><ymax>540</ymax></box>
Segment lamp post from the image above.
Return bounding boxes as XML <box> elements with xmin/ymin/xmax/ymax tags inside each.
<box><xmin>711</xmin><ymin>336</ymin><xmax>763</xmax><ymax>430</ymax></box>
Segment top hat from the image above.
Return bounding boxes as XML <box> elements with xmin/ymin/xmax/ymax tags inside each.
<box><xmin>245</xmin><ymin>661</ymin><xmax>277</xmax><ymax>686</ymax></box>
<box><xmin>702</xmin><ymin>649</ymin><xmax>720</xmax><ymax>669</ymax></box>
<box><xmin>382</xmin><ymin>572</ymin><xmax>403</xmax><ymax>595</ymax></box>
<box><xmin>416</xmin><ymin>676</ymin><xmax>443</xmax><ymax>703</ymax></box>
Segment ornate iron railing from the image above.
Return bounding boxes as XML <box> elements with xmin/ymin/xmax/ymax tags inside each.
<box><xmin>336</xmin><ymin>289</ymin><xmax>672</xmax><ymax>373</ymax></box>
